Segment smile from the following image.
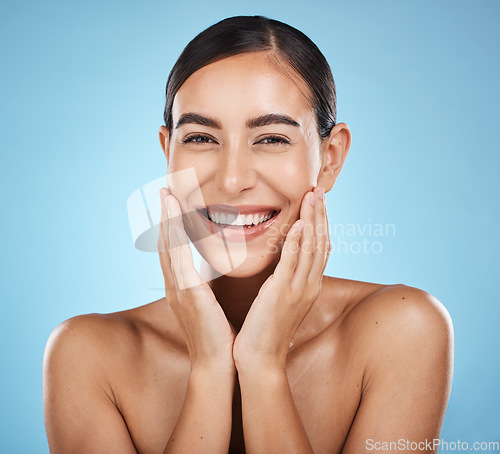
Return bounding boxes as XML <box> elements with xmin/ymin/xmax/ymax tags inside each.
<box><xmin>198</xmin><ymin>208</ymin><xmax>278</xmax><ymax>228</ymax></box>
<box><xmin>194</xmin><ymin>204</ymin><xmax>281</xmax><ymax>241</ymax></box>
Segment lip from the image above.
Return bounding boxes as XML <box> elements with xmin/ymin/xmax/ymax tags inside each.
<box><xmin>195</xmin><ymin>204</ymin><xmax>280</xmax><ymax>216</ymax></box>
<box><xmin>195</xmin><ymin>205</ymin><xmax>281</xmax><ymax>242</ymax></box>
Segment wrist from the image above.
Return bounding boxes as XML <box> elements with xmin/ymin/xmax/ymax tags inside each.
<box><xmin>190</xmin><ymin>360</ymin><xmax>236</xmax><ymax>380</ymax></box>
<box><xmin>236</xmin><ymin>363</ymin><xmax>288</xmax><ymax>391</ymax></box>
<box><xmin>188</xmin><ymin>364</ymin><xmax>236</xmax><ymax>399</ymax></box>
<box><xmin>234</xmin><ymin>342</ymin><xmax>289</xmax><ymax>372</ymax></box>
<box><xmin>234</xmin><ymin>354</ymin><xmax>287</xmax><ymax>378</ymax></box>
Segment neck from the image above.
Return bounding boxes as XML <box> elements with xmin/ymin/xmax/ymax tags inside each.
<box><xmin>202</xmin><ymin>261</ymin><xmax>277</xmax><ymax>332</ymax></box>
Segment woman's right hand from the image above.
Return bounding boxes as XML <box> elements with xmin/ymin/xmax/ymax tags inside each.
<box><xmin>158</xmin><ymin>187</ymin><xmax>236</xmax><ymax>374</ymax></box>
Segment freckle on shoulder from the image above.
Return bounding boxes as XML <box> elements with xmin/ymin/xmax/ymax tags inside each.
<box><xmin>366</xmin><ymin>284</ymin><xmax>452</xmax><ymax>335</ymax></box>
<box><xmin>338</xmin><ymin>281</ymin><xmax>451</xmax><ymax>332</ymax></box>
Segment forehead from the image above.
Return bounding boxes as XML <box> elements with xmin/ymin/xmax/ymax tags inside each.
<box><xmin>172</xmin><ymin>52</ymin><xmax>315</xmax><ymax>128</ymax></box>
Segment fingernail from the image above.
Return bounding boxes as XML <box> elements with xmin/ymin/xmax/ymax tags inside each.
<box><xmin>317</xmin><ymin>186</ymin><xmax>325</xmax><ymax>200</ymax></box>
<box><xmin>298</xmin><ymin>221</ymin><xmax>305</xmax><ymax>233</ymax></box>
<box><xmin>309</xmin><ymin>192</ymin><xmax>316</xmax><ymax>207</ymax></box>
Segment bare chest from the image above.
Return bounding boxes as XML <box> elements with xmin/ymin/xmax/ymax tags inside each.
<box><xmin>115</xmin><ymin>338</ymin><xmax>363</xmax><ymax>454</ymax></box>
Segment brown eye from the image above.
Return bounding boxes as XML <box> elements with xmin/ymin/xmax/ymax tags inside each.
<box><xmin>258</xmin><ymin>135</ymin><xmax>290</xmax><ymax>145</ymax></box>
<box><xmin>182</xmin><ymin>134</ymin><xmax>217</xmax><ymax>144</ymax></box>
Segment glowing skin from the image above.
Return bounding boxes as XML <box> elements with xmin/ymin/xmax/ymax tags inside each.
<box><xmin>160</xmin><ymin>51</ymin><xmax>330</xmax><ymax>279</ymax></box>
<box><xmin>42</xmin><ymin>50</ymin><xmax>452</xmax><ymax>454</ymax></box>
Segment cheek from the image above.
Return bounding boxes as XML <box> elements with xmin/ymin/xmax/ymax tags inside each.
<box><xmin>270</xmin><ymin>156</ymin><xmax>317</xmax><ymax>199</ymax></box>
<box><xmin>168</xmin><ymin>147</ymin><xmax>216</xmax><ymax>183</ymax></box>
<box><xmin>166</xmin><ymin>157</ymin><xmax>208</xmax><ymax>213</ymax></box>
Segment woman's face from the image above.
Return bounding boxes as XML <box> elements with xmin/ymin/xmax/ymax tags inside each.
<box><xmin>163</xmin><ymin>51</ymin><xmax>328</xmax><ymax>278</ymax></box>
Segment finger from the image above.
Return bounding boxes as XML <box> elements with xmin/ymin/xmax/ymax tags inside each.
<box><xmin>164</xmin><ymin>194</ymin><xmax>203</xmax><ymax>290</ymax></box>
<box><xmin>273</xmin><ymin>219</ymin><xmax>305</xmax><ymax>285</ymax></box>
<box><xmin>308</xmin><ymin>186</ymin><xmax>331</xmax><ymax>282</ymax></box>
<box><xmin>158</xmin><ymin>188</ymin><xmax>175</xmax><ymax>290</ymax></box>
<box><xmin>159</xmin><ymin>187</ymin><xmax>171</xmax><ymax>214</ymax></box>
<box><xmin>291</xmin><ymin>191</ymin><xmax>316</xmax><ymax>290</ymax></box>
<box><xmin>158</xmin><ymin>187</ymin><xmax>172</xmax><ymax>252</ymax></box>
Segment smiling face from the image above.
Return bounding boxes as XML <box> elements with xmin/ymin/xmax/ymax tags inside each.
<box><xmin>160</xmin><ymin>51</ymin><xmax>341</xmax><ymax>278</ymax></box>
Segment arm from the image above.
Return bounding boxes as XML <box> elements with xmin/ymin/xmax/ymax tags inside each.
<box><xmin>342</xmin><ymin>286</ymin><xmax>454</xmax><ymax>453</ymax></box>
<box><xmin>237</xmin><ymin>365</ymin><xmax>314</xmax><ymax>453</ymax></box>
<box><xmin>43</xmin><ymin>316</ymin><xmax>138</xmax><ymax>454</ymax></box>
<box><xmin>233</xmin><ymin>187</ymin><xmax>329</xmax><ymax>453</ymax></box>
<box><xmin>163</xmin><ymin>367</ymin><xmax>235</xmax><ymax>454</ymax></box>
<box><xmin>44</xmin><ymin>314</ymin><xmax>235</xmax><ymax>454</ymax></box>
<box><xmin>44</xmin><ymin>188</ymin><xmax>237</xmax><ymax>454</ymax></box>
<box><xmin>160</xmin><ymin>188</ymin><xmax>236</xmax><ymax>453</ymax></box>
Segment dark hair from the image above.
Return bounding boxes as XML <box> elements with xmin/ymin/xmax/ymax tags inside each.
<box><xmin>163</xmin><ymin>15</ymin><xmax>336</xmax><ymax>140</ymax></box>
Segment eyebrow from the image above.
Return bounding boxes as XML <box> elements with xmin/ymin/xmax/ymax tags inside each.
<box><xmin>174</xmin><ymin>112</ymin><xmax>301</xmax><ymax>130</ymax></box>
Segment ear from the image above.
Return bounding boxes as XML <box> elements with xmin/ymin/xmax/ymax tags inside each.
<box><xmin>317</xmin><ymin>122</ymin><xmax>351</xmax><ymax>192</ymax></box>
<box><xmin>158</xmin><ymin>126</ymin><xmax>170</xmax><ymax>166</ymax></box>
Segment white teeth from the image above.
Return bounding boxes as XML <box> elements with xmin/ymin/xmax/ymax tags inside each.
<box><xmin>234</xmin><ymin>214</ymin><xmax>246</xmax><ymax>225</ymax></box>
<box><xmin>207</xmin><ymin>210</ymin><xmax>275</xmax><ymax>226</ymax></box>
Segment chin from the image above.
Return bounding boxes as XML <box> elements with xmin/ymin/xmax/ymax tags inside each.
<box><xmin>223</xmin><ymin>253</ymin><xmax>279</xmax><ymax>278</ymax></box>
<box><xmin>194</xmin><ymin>238</ymin><xmax>280</xmax><ymax>280</ymax></box>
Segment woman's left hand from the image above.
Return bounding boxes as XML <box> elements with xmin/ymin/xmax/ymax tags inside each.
<box><xmin>233</xmin><ymin>186</ymin><xmax>331</xmax><ymax>372</ymax></box>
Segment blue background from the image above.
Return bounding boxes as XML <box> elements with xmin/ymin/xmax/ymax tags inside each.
<box><xmin>1</xmin><ymin>0</ymin><xmax>499</xmax><ymax>451</ymax></box>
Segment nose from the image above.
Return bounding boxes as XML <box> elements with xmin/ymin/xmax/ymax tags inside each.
<box><xmin>214</xmin><ymin>144</ymin><xmax>257</xmax><ymax>197</ymax></box>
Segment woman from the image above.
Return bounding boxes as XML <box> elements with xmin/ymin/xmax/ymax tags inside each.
<box><xmin>43</xmin><ymin>15</ymin><xmax>453</xmax><ymax>454</ymax></box>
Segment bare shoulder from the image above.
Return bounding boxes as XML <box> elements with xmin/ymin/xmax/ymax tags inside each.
<box><xmin>321</xmin><ymin>280</ymin><xmax>456</xmax><ymax>451</ymax></box>
<box><xmin>320</xmin><ymin>277</ymin><xmax>454</xmax><ymax>375</ymax></box>
<box><xmin>338</xmin><ymin>281</ymin><xmax>454</xmax><ymax>391</ymax></box>
<box><xmin>43</xmin><ymin>312</ymin><xmax>141</xmax><ymax>452</ymax></box>
<box><xmin>344</xmin><ymin>282</ymin><xmax>453</xmax><ymax>345</ymax></box>
<box><xmin>43</xmin><ymin>301</ymin><xmax>187</xmax><ymax>452</ymax></box>
<box><xmin>46</xmin><ymin>311</ymin><xmax>128</xmax><ymax>344</ymax></box>
<box><xmin>45</xmin><ymin>312</ymin><xmax>138</xmax><ymax>367</ymax></box>
<box><xmin>43</xmin><ymin>299</ymin><xmax>184</xmax><ymax>390</ymax></box>
<box><xmin>43</xmin><ymin>312</ymin><xmax>137</xmax><ymax>406</ymax></box>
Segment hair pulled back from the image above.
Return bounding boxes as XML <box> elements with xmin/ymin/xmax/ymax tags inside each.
<box><xmin>163</xmin><ymin>15</ymin><xmax>336</xmax><ymax>140</ymax></box>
